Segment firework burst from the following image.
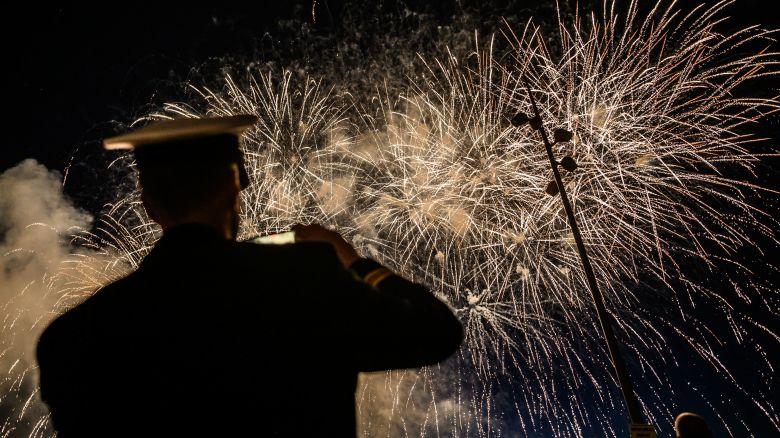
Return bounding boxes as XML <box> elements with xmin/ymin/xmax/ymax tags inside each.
<box><xmin>2</xmin><ymin>1</ymin><xmax>779</xmax><ymax>436</ymax></box>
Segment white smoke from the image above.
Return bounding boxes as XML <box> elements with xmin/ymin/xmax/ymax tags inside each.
<box><xmin>0</xmin><ymin>159</ymin><xmax>94</xmax><ymax>437</ymax></box>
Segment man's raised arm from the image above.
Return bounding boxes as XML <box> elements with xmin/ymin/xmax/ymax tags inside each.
<box><xmin>293</xmin><ymin>224</ymin><xmax>463</xmax><ymax>371</ymax></box>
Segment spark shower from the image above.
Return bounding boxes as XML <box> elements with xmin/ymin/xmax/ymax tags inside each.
<box><xmin>2</xmin><ymin>1</ymin><xmax>778</xmax><ymax>436</ymax></box>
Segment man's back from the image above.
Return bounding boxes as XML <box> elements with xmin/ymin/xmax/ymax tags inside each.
<box><xmin>37</xmin><ymin>224</ymin><xmax>463</xmax><ymax>436</ymax></box>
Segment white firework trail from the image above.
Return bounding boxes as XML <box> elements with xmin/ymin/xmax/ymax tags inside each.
<box><xmin>2</xmin><ymin>1</ymin><xmax>779</xmax><ymax>436</ymax></box>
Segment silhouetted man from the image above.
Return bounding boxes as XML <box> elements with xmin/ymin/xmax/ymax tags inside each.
<box><xmin>36</xmin><ymin>115</ymin><xmax>463</xmax><ymax>437</ymax></box>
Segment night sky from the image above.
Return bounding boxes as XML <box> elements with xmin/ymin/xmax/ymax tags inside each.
<box><xmin>3</xmin><ymin>0</ymin><xmax>779</xmax><ymax>436</ymax></box>
<box><xmin>4</xmin><ymin>1</ymin><xmax>779</xmax><ymax>176</ymax></box>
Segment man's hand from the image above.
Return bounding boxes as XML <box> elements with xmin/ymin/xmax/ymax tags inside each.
<box><xmin>292</xmin><ymin>224</ymin><xmax>360</xmax><ymax>268</ymax></box>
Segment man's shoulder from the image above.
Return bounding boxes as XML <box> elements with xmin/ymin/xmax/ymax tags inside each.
<box><xmin>39</xmin><ymin>274</ymin><xmax>136</xmax><ymax>339</ymax></box>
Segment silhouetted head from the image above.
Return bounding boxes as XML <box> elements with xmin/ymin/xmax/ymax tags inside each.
<box><xmin>104</xmin><ymin>115</ymin><xmax>257</xmax><ymax>240</ymax></box>
<box><xmin>674</xmin><ymin>412</ymin><xmax>712</xmax><ymax>438</ymax></box>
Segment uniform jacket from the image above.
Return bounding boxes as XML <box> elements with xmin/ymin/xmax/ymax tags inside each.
<box><xmin>36</xmin><ymin>224</ymin><xmax>463</xmax><ymax>437</ymax></box>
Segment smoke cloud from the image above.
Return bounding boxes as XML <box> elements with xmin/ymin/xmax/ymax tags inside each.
<box><xmin>0</xmin><ymin>159</ymin><xmax>94</xmax><ymax>436</ymax></box>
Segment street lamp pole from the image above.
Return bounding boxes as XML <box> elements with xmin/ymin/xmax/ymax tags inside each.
<box><xmin>514</xmin><ymin>78</ymin><xmax>646</xmax><ymax>427</ymax></box>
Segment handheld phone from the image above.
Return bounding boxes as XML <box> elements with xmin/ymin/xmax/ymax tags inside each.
<box><xmin>245</xmin><ymin>231</ymin><xmax>296</xmax><ymax>245</ymax></box>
